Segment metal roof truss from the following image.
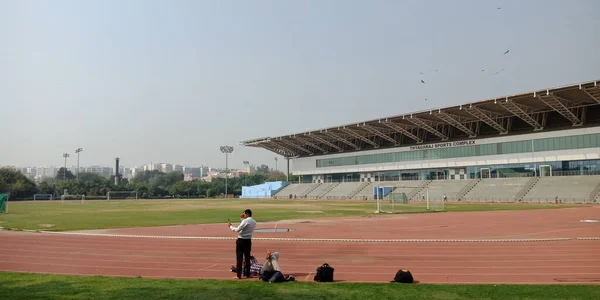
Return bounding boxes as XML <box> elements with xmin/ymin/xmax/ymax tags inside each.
<box><xmin>241</xmin><ymin>80</ymin><xmax>600</xmax><ymax>158</ymax></box>
<box><xmin>406</xmin><ymin>116</ymin><xmax>449</xmax><ymax>140</ymax></box>
<box><xmin>537</xmin><ymin>92</ymin><xmax>583</xmax><ymax>126</ymax></box>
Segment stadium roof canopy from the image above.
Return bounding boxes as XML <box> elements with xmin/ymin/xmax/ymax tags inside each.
<box><xmin>241</xmin><ymin>79</ymin><xmax>600</xmax><ymax>158</ymax></box>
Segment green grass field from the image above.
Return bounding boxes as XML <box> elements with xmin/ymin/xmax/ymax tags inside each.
<box><xmin>0</xmin><ymin>200</ymin><xmax>594</xmax><ymax>299</ymax></box>
<box><xmin>0</xmin><ymin>199</ymin><xmax>575</xmax><ymax>231</ymax></box>
<box><xmin>1</xmin><ymin>272</ymin><xmax>598</xmax><ymax>300</ymax></box>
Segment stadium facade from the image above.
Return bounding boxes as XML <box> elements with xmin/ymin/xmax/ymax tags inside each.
<box><xmin>242</xmin><ymin>80</ymin><xmax>600</xmax><ymax>184</ymax></box>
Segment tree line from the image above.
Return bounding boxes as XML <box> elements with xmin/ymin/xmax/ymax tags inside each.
<box><xmin>0</xmin><ymin>166</ymin><xmax>296</xmax><ymax>200</ymax></box>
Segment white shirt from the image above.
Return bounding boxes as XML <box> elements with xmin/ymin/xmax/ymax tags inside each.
<box><xmin>230</xmin><ymin>217</ymin><xmax>256</xmax><ymax>239</ymax></box>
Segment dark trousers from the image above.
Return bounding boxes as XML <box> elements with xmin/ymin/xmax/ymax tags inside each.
<box><xmin>236</xmin><ymin>238</ymin><xmax>252</xmax><ymax>278</ymax></box>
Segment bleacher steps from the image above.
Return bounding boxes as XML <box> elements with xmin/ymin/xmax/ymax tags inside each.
<box><xmin>515</xmin><ymin>177</ymin><xmax>540</xmax><ymax>202</ymax></box>
<box><xmin>408</xmin><ymin>180</ymin><xmax>432</xmax><ymax>200</ymax></box>
<box><xmin>349</xmin><ymin>182</ymin><xmax>370</xmax><ymax>198</ymax></box>
<box><xmin>301</xmin><ymin>183</ymin><xmax>320</xmax><ymax>197</ymax></box>
<box><xmin>320</xmin><ymin>182</ymin><xmax>341</xmax><ymax>198</ymax></box>
<box><xmin>588</xmin><ymin>180</ymin><xmax>600</xmax><ymax>203</ymax></box>
<box><xmin>457</xmin><ymin>179</ymin><xmax>481</xmax><ymax>201</ymax></box>
<box><xmin>271</xmin><ymin>183</ymin><xmax>287</xmax><ymax>197</ymax></box>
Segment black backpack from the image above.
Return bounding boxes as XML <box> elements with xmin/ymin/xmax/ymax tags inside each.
<box><xmin>392</xmin><ymin>269</ymin><xmax>413</xmax><ymax>283</ymax></box>
<box><xmin>314</xmin><ymin>263</ymin><xmax>334</xmax><ymax>282</ymax></box>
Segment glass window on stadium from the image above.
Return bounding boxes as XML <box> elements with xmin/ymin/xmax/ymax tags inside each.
<box><xmin>322</xmin><ymin>173</ymin><xmax>361</xmax><ymax>183</ymax></box>
<box><xmin>317</xmin><ymin>159</ymin><xmax>600</xmax><ymax>182</ymax></box>
<box><xmin>300</xmin><ymin>175</ymin><xmax>313</xmax><ymax>183</ymax></box>
<box><xmin>368</xmin><ymin>169</ymin><xmax>451</xmax><ymax>181</ymax></box>
<box><xmin>466</xmin><ymin>164</ymin><xmax>536</xmax><ymax>179</ymax></box>
<box><xmin>316</xmin><ymin>133</ymin><xmax>600</xmax><ymax>168</ymax></box>
<box><xmin>373</xmin><ymin>171</ymin><xmax>400</xmax><ymax>181</ymax></box>
<box><xmin>369</xmin><ymin>169</ymin><xmax>451</xmax><ymax>181</ymax></box>
<box><xmin>465</xmin><ymin>159</ymin><xmax>600</xmax><ymax>178</ymax></box>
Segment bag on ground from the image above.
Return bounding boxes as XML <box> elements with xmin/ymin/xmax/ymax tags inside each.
<box><xmin>392</xmin><ymin>269</ymin><xmax>413</xmax><ymax>283</ymax></box>
<box><xmin>314</xmin><ymin>263</ymin><xmax>334</xmax><ymax>282</ymax></box>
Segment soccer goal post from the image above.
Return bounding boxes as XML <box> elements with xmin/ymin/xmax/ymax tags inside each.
<box><xmin>107</xmin><ymin>191</ymin><xmax>138</xmax><ymax>200</ymax></box>
<box><xmin>34</xmin><ymin>194</ymin><xmax>53</xmax><ymax>201</ymax></box>
<box><xmin>376</xmin><ymin>187</ymin><xmax>444</xmax><ymax>213</ymax></box>
<box><xmin>374</xmin><ymin>186</ymin><xmax>395</xmax><ymax>213</ymax></box>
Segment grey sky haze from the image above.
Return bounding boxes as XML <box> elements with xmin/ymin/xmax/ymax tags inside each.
<box><xmin>1</xmin><ymin>0</ymin><xmax>599</xmax><ymax>170</ymax></box>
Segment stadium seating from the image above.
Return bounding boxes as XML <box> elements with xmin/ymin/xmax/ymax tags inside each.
<box><xmin>351</xmin><ymin>182</ymin><xmax>373</xmax><ymax>199</ymax></box>
<box><xmin>274</xmin><ymin>183</ymin><xmax>320</xmax><ymax>198</ymax></box>
<box><xmin>423</xmin><ymin>179</ymin><xmax>476</xmax><ymax>202</ymax></box>
<box><xmin>305</xmin><ymin>183</ymin><xmax>339</xmax><ymax>198</ymax></box>
<box><xmin>520</xmin><ymin>175</ymin><xmax>600</xmax><ymax>203</ymax></box>
<box><xmin>370</xmin><ymin>180</ymin><xmax>427</xmax><ymax>200</ymax></box>
<box><xmin>271</xmin><ymin>175</ymin><xmax>600</xmax><ymax>203</ymax></box>
<box><xmin>322</xmin><ymin>182</ymin><xmax>364</xmax><ymax>199</ymax></box>
<box><xmin>461</xmin><ymin>178</ymin><xmax>532</xmax><ymax>202</ymax></box>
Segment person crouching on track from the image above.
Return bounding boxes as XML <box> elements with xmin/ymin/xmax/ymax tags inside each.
<box><xmin>229</xmin><ymin>209</ymin><xmax>256</xmax><ymax>279</ymax></box>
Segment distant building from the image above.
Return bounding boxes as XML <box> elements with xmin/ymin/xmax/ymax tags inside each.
<box><xmin>174</xmin><ymin>164</ymin><xmax>184</xmax><ymax>173</ymax></box>
<box><xmin>143</xmin><ymin>163</ymin><xmax>161</xmax><ymax>172</ymax></box>
<box><xmin>114</xmin><ymin>166</ymin><xmax>131</xmax><ymax>179</ymax></box>
<box><xmin>232</xmin><ymin>169</ymin><xmax>250</xmax><ymax>178</ymax></box>
<box><xmin>84</xmin><ymin>166</ymin><xmax>113</xmax><ymax>178</ymax></box>
<box><xmin>207</xmin><ymin>170</ymin><xmax>221</xmax><ymax>177</ymax></box>
<box><xmin>183</xmin><ymin>174</ymin><xmax>201</xmax><ymax>182</ymax></box>
<box><xmin>35</xmin><ymin>166</ymin><xmax>59</xmax><ymax>181</ymax></box>
<box><xmin>131</xmin><ymin>167</ymin><xmax>143</xmax><ymax>178</ymax></box>
<box><xmin>161</xmin><ymin>163</ymin><xmax>173</xmax><ymax>173</ymax></box>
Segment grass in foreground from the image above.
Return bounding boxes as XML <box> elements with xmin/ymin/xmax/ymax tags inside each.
<box><xmin>0</xmin><ymin>199</ymin><xmax>576</xmax><ymax>231</ymax></box>
<box><xmin>1</xmin><ymin>272</ymin><xmax>598</xmax><ymax>300</ymax></box>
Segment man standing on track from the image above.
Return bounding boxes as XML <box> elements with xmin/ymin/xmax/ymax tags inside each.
<box><xmin>229</xmin><ymin>209</ymin><xmax>256</xmax><ymax>279</ymax></box>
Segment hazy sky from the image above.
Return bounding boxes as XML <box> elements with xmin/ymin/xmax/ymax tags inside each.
<box><xmin>1</xmin><ymin>0</ymin><xmax>599</xmax><ymax>170</ymax></box>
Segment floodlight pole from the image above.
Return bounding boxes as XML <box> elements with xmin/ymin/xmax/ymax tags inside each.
<box><xmin>62</xmin><ymin>153</ymin><xmax>70</xmax><ymax>181</ymax></box>
<box><xmin>220</xmin><ymin>145</ymin><xmax>234</xmax><ymax>197</ymax></box>
<box><xmin>75</xmin><ymin>148</ymin><xmax>83</xmax><ymax>180</ymax></box>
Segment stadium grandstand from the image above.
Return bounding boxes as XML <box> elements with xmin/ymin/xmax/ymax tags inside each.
<box><xmin>241</xmin><ymin>79</ymin><xmax>600</xmax><ymax>203</ymax></box>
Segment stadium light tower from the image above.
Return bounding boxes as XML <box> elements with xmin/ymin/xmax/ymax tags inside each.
<box><xmin>62</xmin><ymin>153</ymin><xmax>70</xmax><ymax>181</ymax></box>
<box><xmin>75</xmin><ymin>148</ymin><xmax>83</xmax><ymax>180</ymax></box>
<box><xmin>220</xmin><ymin>145</ymin><xmax>234</xmax><ymax>197</ymax></box>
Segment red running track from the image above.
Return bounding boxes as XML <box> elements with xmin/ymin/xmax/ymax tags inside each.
<box><xmin>1</xmin><ymin>206</ymin><xmax>599</xmax><ymax>284</ymax></box>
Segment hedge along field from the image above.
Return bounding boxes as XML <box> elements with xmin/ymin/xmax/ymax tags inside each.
<box><xmin>0</xmin><ymin>199</ymin><xmax>574</xmax><ymax>231</ymax></box>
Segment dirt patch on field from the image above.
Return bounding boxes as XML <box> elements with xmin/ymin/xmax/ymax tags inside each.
<box><xmin>297</xmin><ymin>210</ymin><xmax>324</xmax><ymax>213</ymax></box>
<box><xmin>38</xmin><ymin>224</ymin><xmax>55</xmax><ymax>228</ymax></box>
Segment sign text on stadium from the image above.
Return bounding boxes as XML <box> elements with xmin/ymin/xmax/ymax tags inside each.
<box><xmin>409</xmin><ymin>140</ymin><xmax>476</xmax><ymax>150</ymax></box>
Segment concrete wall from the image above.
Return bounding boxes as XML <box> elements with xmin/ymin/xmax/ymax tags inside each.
<box><xmin>240</xmin><ymin>181</ymin><xmax>287</xmax><ymax>199</ymax></box>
